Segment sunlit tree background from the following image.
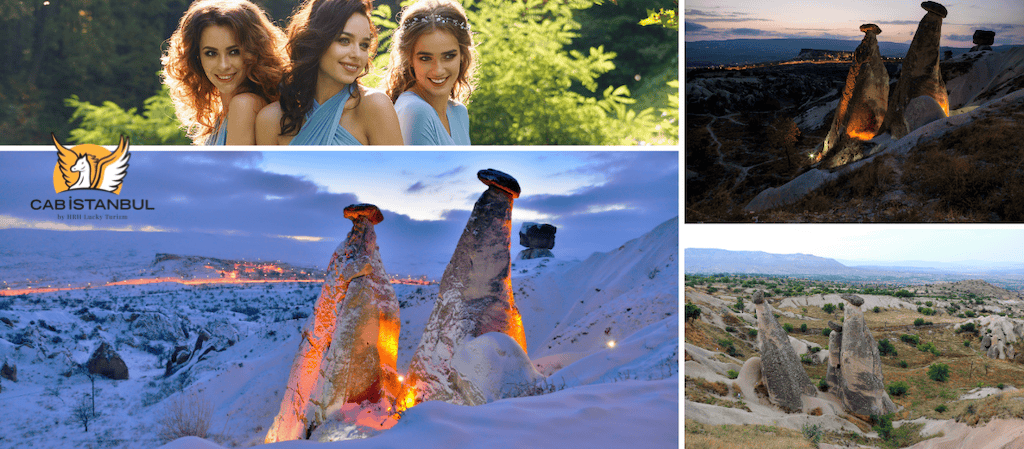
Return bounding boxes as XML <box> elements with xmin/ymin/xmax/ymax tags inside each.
<box><xmin>0</xmin><ymin>0</ymin><xmax>677</xmax><ymax>145</ymax></box>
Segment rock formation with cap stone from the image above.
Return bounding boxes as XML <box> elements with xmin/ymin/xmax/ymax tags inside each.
<box><xmin>836</xmin><ymin>294</ymin><xmax>898</xmax><ymax>418</ymax></box>
<box><xmin>86</xmin><ymin>341</ymin><xmax>129</xmax><ymax>380</ymax></box>
<box><xmin>879</xmin><ymin>1</ymin><xmax>949</xmax><ymax>139</ymax></box>
<box><xmin>752</xmin><ymin>290</ymin><xmax>815</xmax><ymax>412</ymax></box>
<box><xmin>971</xmin><ymin>30</ymin><xmax>995</xmax><ymax>52</ymax></box>
<box><xmin>517</xmin><ymin>222</ymin><xmax>557</xmax><ymax>260</ymax></box>
<box><xmin>266</xmin><ymin>204</ymin><xmax>400</xmax><ymax>442</ymax></box>
<box><xmin>826</xmin><ymin>321</ymin><xmax>843</xmax><ymax>393</ymax></box>
<box><xmin>819</xmin><ymin>23</ymin><xmax>889</xmax><ymax>168</ymax></box>
<box><xmin>402</xmin><ymin>169</ymin><xmax>528</xmax><ymax>407</ymax></box>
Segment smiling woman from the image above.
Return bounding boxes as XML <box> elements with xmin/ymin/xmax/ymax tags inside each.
<box><xmin>383</xmin><ymin>0</ymin><xmax>476</xmax><ymax>145</ymax></box>
<box><xmin>162</xmin><ymin>0</ymin><xmax>287</xmax><ymax>145</ymax></box>
<box><xmin>255</xmin><ymin>0</ymin><xmax>403</xmax><ymax>146</ymax></box>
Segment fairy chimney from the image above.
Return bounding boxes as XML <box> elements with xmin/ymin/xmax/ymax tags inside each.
<box><xmin>879</xmin><ymin>1</ymin><xmax>949</xmax><ymax>139</ymax></box>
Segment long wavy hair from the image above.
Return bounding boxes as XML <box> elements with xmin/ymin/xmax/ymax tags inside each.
<box><xmin>383</xmin><ymin>0</ymin><xmax>476</xmax><ymax>104</ymax></box>
<box><xmin>162</xmin><ymin>0</ymin><xmax>287</xmax><ymax>144</ymax></box>
<box><xmin>278</xmin><ymin>0</ymin><xmax>376</xmax><ymax>136</ymax></box>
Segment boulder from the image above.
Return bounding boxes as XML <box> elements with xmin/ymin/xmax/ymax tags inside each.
<box><xmin>752</xmin><ymin>290</ymin><xmax>815</xmax><ymax>412</ymax></box>
<box><xmin>905</xmin><ymin>95</ymin><xmax>947</xmax><ymax>132</ymax></box>
<box><xmin>403</xmin><ymin>169</ymin><xmax>528</xmax><ymax>407</ymax></box>
<box><xmin>879</xmin><ymin>1</ymin><xmax>949</xmax><ymax>139</ymax></box>
<box><xmin>518</xmin><ymin>222</ymin><xmax>556</xmax><ymax>250</ymax></box>
<box><xmin>1</xmin><ymin>360</ymin><xmax>16</xmax><ymax>382</ymax></box>
<box><xmin>974</xmin><ymin>316</ymin><xmax>1024</xmax><ymax>360</ymax></box>
<box><xmin>837</xmin><ymin>295</ymin><xmax>898</xmax><ymax>417</ymax></box>
<box><xmin>516</xmin><ymin>248</ymin><xmax>555</xmax><ymax>260</ymax></box>
<box><xmin>973</xmin><ymin>30</ymin><xmax>995</xmax><ymax>46</ymax></box>
<box><xmin>86</xmin><ymin>341</ymin><xmax>129</xmax><ymax>380</ymax></box>
<box><xmin>450</xmin><ymin>332</ymin><xmax>545</xmax><ymax>406</ymax></box>
<box><xmin>129</xmin><ymin>311</ymin><xmax>187</xmax><ymax>342</ymax></box>
<box><xmin>266</xmin><ymin>204</ymin><xmax>401</xmax><ymax>443</ymax></box>
<box><xmin>819</xmin><ymin>23</ymin><xmax>889</xmax><ymax>168</ymax></box>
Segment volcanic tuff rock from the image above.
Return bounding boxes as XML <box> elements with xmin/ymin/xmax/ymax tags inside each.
<box><xmin>752</xmin><ymin>290</ymin><xmax>816</xmax><ymax>412</ymax></box>
<box><xmin>128</xmin><ymin>311</ymin><xmax>187</xmax><ymax>342</ymax></box>
<box><xmin>1</xmin><ymin>360</ymin><xmax>16</xmax><ymax>382</ymax></box>
<box><xmin>826</xmin><ymin>321</ymin><xmax>843</xmax><ymax>393</ymax></box>
<box><xmin>971</xmin><ymin>30</ymin><xmax>995</xmax><ymax>52</ymax></box>
<box><xmin>879</xmin><ymin>1</ymin><xmax>949</xmax><ymax>139</ymax></box>
<box><xmin>450</xmin><ymin>332</ymin><xmax>545</xmax><ymax>406</ymax></box>
<box><xmin>819</xmin><ymin>24</ymin><xmax>889</xmax><ymax>168</ymax></box>
<box><xmin>86</xmin><ymin>341</ymin><xmax>129</xmax><ymax>380</ymax></box>
<box><xmin>971</xmin><ymin>316</ymin><xmax>1024</xmax><ymax>360</ymax></box>
<box><xmin>517</xmin><ymin>222</ymin><xmax>557</xmax><ymax>260</ymax></box>
<box><xmin>403</xmin><ymin>169</ymin><xmax>528</xmax><ymax>406</ymax></box>
<box><xmin>266</xmin><ymin>204</ymin><xmax>400</xmax><ymax>442</ymax></box>
<box><xmin>837</xmin><ymin>294</ymin><xmax>898</xmax><ymax>417</ymax></box>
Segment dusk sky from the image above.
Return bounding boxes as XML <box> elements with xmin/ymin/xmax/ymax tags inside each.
<box><xmin>687</xmin><ymin>225</ymin><xmax>1024</xmax><ymax>267</ymax></box>
<box><xmin>0</xmin><ymin>149</ymin><xmax>679</xmax><ymax>277</ymax></box>
<box><xmin>685</xmin><ymin>0</ymin><xmax>1024</xmax><ymax>46</ymax></box>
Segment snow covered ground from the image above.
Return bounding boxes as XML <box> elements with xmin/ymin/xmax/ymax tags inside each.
<box><xmin>0</xmin><ymin>217</ymin><xmax>678</xmax><ymax>448</ymax></box>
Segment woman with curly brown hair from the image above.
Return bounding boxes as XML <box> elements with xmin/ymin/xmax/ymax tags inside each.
<box><xmin>255</xmin><ymin>0</ymin><xmax>402</xmax><ymax>145</ymax></box>
<box><xmin>162</xmin><ymin>0</ymin><xmax>286</xmax><ymax>145</ymax></box>
<box><xmin>383</xmin><ymin>0</ymin><xmax>476</xmax><ymax>145</ymax></box>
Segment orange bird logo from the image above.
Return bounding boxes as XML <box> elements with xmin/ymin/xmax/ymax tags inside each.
<box><xmin>52</xmin><ymin>134</ymin><xmax>131</xmax><ymax>194</ymax></box>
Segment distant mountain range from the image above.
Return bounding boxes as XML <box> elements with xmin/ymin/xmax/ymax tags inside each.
<box><xmin>684</xmin><ymin>38</ymin><xmax>1018</xmax><ymax>67</ymax></box>
<box><xmin>685</xmin><ymin>248</ymin><xmax>1024</xmax><ymax>280</ymax></box>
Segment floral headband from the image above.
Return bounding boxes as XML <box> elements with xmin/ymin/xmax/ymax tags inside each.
<box><xmin>402</xmin><ymin>14</ymin><xmax>469</xmax><ymax>31</ymax></box>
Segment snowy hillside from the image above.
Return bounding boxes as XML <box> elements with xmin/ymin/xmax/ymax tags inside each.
<box><xmin>0</xmin><ymin>217</ymin><xmax>679</xmax><ymax>448</ymax></box>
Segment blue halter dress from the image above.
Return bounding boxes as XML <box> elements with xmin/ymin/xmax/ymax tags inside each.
<box><xmin>394</xmin><ymin>91</ymin><xmax>470</xmax><ymax>145</ymax></box>
<box><xmin>290</xmin><ymin>85</ymin><xmax>362</xmax><ymax>146</ymax></box>
<box><xmin>205</xmin><ymin>119</ymin><xmax>228</xmax><ymax>145</ymax></box>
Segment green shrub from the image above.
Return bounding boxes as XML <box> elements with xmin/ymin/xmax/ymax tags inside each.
<box><xmin>917</xmin><ymin>342</ymin><xmax>940</xmax><ymax>356</ymax></box>
<box><xmin>822</xmin><ymin>303</ymin><xmax>836</xmax><ymax>314</ymax></box>
<box><xmin>900</xmin><ymin>334</ymin><xmax>920</xmax><ymax>345</ymax></box>
<box><xmin>925</xmin><ymin>301</ymin><xmax>933</xmax><ymax>307</ymax></box>
<box><xmin>935</xmin><ymin>404</ymin><xmax>947</xmax><ymax>413</ymax></box>
<box><xmin>959</xmin><ymin>322</ymin><xmax>977</xmax><ymax>334</ymax></box>
<box><xmin>802</xmin><ymin>422</ymin><xmax>823</xmax><ymax>446</ymax></box>
<box><xmin>685</xmin><ymin>303</ymin><xmax>702</xmax><ymax>321</ymax></box>
<box><xmin>873</xmin><ymin>306</ymin><xmax>881</xmax><ymax>313</ymax></box>
<box><xmin>928</xmin><ymin>363</ymin><xmax>950</xmax><ymax>382</ymax></box>
<box><xmin>838</xmin><ymin>303</ymin><xmax>845</xmax><ymax>311</ymax></box>
<box><xmin>727</xmin><ymin>369</ymin><xmax>739</xmax><ymax>379</ymax></box>
<box><xmin>818</xmin><ymin>378</ymin><xmax>828</xmax><ymax>391</ymax></box>
<box><xmin>783</xmin><ymin>323</ymin><xmax>794</xmax><ymax>333</ymax></box>
<box><xmin>964</xmin><ymin>340</ymin><xmax>971</xmax><ymax>348</ymax></box>
<box><xmin>965</xmin><ymin>310</ymin><xmax>977</xmax><ymax>318</ymax></box>
<box><xmin>914</xmin><ymin>318</ymin><xmax>926</xmax><ymax>326</ymax></box>
<box><xmin>800</xmin><ymin>323</ymin><xmax>808</xmax><ymax>333</ymax></box>
<box><xmin>878</xmin><ymin>339</ymin><xmax>898</xmax><ymax>357</ymax></box>
<box><xmin>899</xmin><ymin>360</ymin><xmax>908</xmax><ymax>368</ymax></box>
<box><xmin>871</xmin><ymin>413</ymin><xmax>894</xmax><ymax>440</ymax></box>
<box><xmin>895</xmin><ymin>289</ymin><xmax>914</xmax><ymax>298</ymax></box>
<box><xmin>822</xmin><ymin>328</ymin><xmax>832</xmax><ymax>337</ymax></box>
<box><xmin>734</xmin><ymin>298</ymin><xmax>745</xmax><ymax>312</ymax></box>
<box><xmin>725</xmin><ymin>326</ymin><xmax>736</xmax><ymax>333</ymax></box>
<box><xmin>748</xmin><ymin>329</ymin><xmax>758</xmax><ymax>338</ymax></box>
<box><xmin>808</xmin><ymin>346</ymin><xmax>821</xmax><ymax>354</ymax></box>
<box><xmin>887</xmin><ymin>381</ymin><xmax>909</xmax><ymax>397</ymax></box>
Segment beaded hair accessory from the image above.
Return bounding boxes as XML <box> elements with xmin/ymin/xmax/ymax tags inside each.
<box><xmin>402</xmin><ymin>13</ymin><xmax>469</xmax><ymax>31</ymax></box>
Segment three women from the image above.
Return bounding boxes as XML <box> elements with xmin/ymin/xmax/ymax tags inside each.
<box><xmin>165</xmin><ymin>0</ymin><xmax>474</xmax><ymax>146</ymax></box>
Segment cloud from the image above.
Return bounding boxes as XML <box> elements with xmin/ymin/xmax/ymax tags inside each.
<box><xmin>434</xmin><ymin>166</ymin><xmax>466</xmax><ymax>178</ymax></box>
<box><xmin>875</xmin><ymin>20</ymin><xmax>921</xmax><ymax>25</ymax></box>
<box><xmin>731</xmin><ymin>28</ymin><xmax>771</xmax><ymax>36</ymax></box>
<box><xmin>684</xmin><ymin>8</ymin><xmax>771</xmax><ymax>22</ymax></box>
<box><xmin>686</xmin><ymin>21</ymin><xmax>708</xmax><ymax>32</ymax></box>
<box><xmin>407</xmin><ymin>181</ymin><xmax>428</xmax><ymax>193</ymax></box>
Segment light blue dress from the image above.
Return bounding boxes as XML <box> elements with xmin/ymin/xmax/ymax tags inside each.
<box><xmin>205</xmin><ymin>119</ymin><xmax>228</xmax><ymax>145</ymax></box>
<box><xmin>394</xmin><ymin>91</ymin><xmax>470</xmax><ymax>145</ymax></box>
<box><xmin>290</xmin><ymin>84</ymin><xmax>362</xmax><ymax>146</ymax></box>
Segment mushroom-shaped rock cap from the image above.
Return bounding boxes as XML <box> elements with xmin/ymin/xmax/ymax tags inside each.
<box><xmin>921</xmin><ymin>1</ymin><xmax>947</xmax><ymax>18</ymax></box>
<box><xmin>478</xmin><ymin>169</ymin><xmax>521</xmax><ymax>199</ymax></box>
<box><xmin>343</xmin><ymin>203</ymin><xmax>383</xmax><ymax>225</ymax></box>
<box><xmin>828</xmin><ymin>321</ymin><xmax>844</xmax><ymax>332</ymax></box>
<box><xmin>860</xmin><ymin>24</ymin><xmax>882</xmax><ymax>34</ymax></box>
<box><xmin>752</xmin><ymin>290</ymin><xmax>765</xmax><ymax>304</ymax></box>
<box><xmin>841</xmin><ymin>294</ymin><xmax>865</xmax><ymax>307</ymax></box>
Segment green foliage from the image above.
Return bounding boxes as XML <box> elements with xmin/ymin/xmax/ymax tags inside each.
<box><xmin>727</xmin><ymin>369</ymin><xmax>739</xmax><ymax>379</ymax></box>
<box><xmin>818</xmin><ymin>378</ymin><xmax>828</xmax><ymax>391</ymax></box>
<box><xmin>878</xmin><ymin>339</ymin><xmax>898</xmax><ymax>357</ymax></box>
<box><xmin>895</xmin><ymin>289</ymin><xmax>915</xmax><ymax>298</ymax></box>
<box><xmin>808</xmin><ymin>346</ymin><xmax>821</xmax><ymax>354</ymax></box>
<box><xmin>914</xmin><ymin>318</ymin><xmax>927</xmax><ymax>326</ymax></box>
<box><xmin>747</xmin><ymin>329</ymin><xmax>758</xmax><ymax>338</ymax></box>
<box><xmin>822</xmin><ymin>328</ymin><xmax>832</xmax><ymax>337</ymax></box>
<box><xmin>887</xmin><ymin>381</ymin><xmax>909</xmax><ymax>397</ymax></box>
<box><xmin>900</xmin><ymin>334</ymin><xmax>920</xmax><ymax>345</ymax></box>
<box><xmin>463</xmin><ymin>0</ymin><xmax>675</xmax><ymax>145</ymax></box>
<box><xmin>638</xmin><ymin>8</ymin><xmax>678</xmax><ymax>30</ymax></box>
<box><xmin>928</xmin><ymin>363</ymin><xmax>950</xmax><ymax>382</ymax></box>
<box><xmin>822</xmin><ymin>303</ymin><xmax>836</xmax><ymax>314</ymax></box>
<box><xmin>899</xmin><ymin>360</ymin><xmax>908</xmax><ymax>368</ymax></box>
<box><xmin>800</xmin><ymin>323</ymin><xmax>808</xmax><ymax>333</ymax></box>
<box><xmin>707</xmin><ymin>286</ymin><xmax>718</xmax><ymax>293</ymax></box>
<box><xmin>783</xmin><ymin>323</ymin><xmax>794</xmax><ymax>333</ymax></box>
<box><xmin>964</xmin><ymin>340</ymin><xmax>971</xmax><ymax>348</ymax></box>
<box><xmin>965</xmin><ymin>310</ymin><xmax>977</xmax><ymax>318</ymax></box>
<box><xmin>685</xmin><ymin>303</ymin><xmax>702</xmax><ymax>321</ymax></box>
<box><xmin>65</xmin><ymin>85</ymin><xmax>189</xmax><ymax>145</ymax></box>
<box><xmin>935</xmin><ymin>404</ymin><xmax>947</xmax><ymax>413</ymax></box>
<box><xmin>725</xmin><ymin>326</ymin><xmax>736</xmax><ymax>333</ymax></box>
<box><xmin>801</xmin><ymin>422</ymin><xmax>823</xmax><ymax>446</ymax></box>
<box><xmin>917</xmin><ymin>342</ymin><xmax>940</xmax><ymax>356</ymax></box>
<box><xmin>837</xmin><ymin>302</ymin><xmax>845</xmax><ymax>311</ymax></box>
<box><xmin>959</xmin><ymin>323</ymin><xmax>977</xmax><ymax>334</ymax></box>
<box><xmin>733</xmin><ymin>298</ymin><xmax>744</xmax><ymax>313</ymax></box>
<box><xmin>873</xmin><ymin>306</ymin><xmax>881</xmax><ymax>313</ymax></box>
<box><xmin>917</xmin><ymin>307</ymin><xmax>936</xmax><ymax>316</ymax></box>
<box><xmin>871</xmin><ymin>413</ymin><xmax>894</xmax><ymax>441</ymax></box>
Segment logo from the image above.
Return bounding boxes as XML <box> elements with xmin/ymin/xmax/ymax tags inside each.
<box><xmin>52</xmin><ymin>134</ymin><xmax>130</xmax><ymax>195</ymax></box>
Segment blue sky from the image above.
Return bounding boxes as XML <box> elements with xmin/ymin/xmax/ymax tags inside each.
<box><xmin>0</xmin><ymin>149</ymin><xmax>679</xmax><ymax>277</ymax></box>
<box><xmin>685</xmin><ymin>0</ymin><xmax>1024</xmax><ymax>46</ymax></box>
<box><xmin>686</xmin><ymin>225</ymin><xmax>1024</xmax><ymax>267</ymax></box>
